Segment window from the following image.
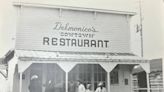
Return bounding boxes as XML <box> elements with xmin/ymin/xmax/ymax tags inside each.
<box><xmin>110</xmin><ymin>65</ymin><xmax>119</xmax><ymax>84</ymax></box>
<box><xmin>68</xmin><ymin>64</ymin><xmax>107</xmax><ymax>92</ymax></box>
<box><xmin>29</xmin><ymin>63</ymin><xmax>65</xmax><ymax>92</ymax></box>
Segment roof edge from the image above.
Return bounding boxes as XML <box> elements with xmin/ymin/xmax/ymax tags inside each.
<box><xmin>13</xmin><ymin>2</ymin><xmax>136</xmax><ymax>15</ymax></box>
<box><xmin>15</xmin><ymin>49</ymin><xmax>136</xmax><ymax>56</ymax></box>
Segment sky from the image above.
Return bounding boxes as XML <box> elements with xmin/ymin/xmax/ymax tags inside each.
<box><xmin>0</xmin><ymin>0</ymin><xmax>163</xmax><ymax>59</ymax></box>
<box><xmin>141</xmin><ymin>0</ymin><xmax>163</xmax><ymax>59</ymax></box>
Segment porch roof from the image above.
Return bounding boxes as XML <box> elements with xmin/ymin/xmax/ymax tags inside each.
<box><xmin>16</xmin><ymin>50</ymin><xmax>148</xmax><ymax>63</ymax></box>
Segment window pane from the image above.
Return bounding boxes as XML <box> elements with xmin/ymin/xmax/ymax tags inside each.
<box><xmin>68</xmin><ymin>64</ymin><xmax>107</xmax><ymax>92</ymax></box>
<box><xmin>110</xmin><ymin>65</ymin><xmax>119</xmax><ymax>84</ymax></box>
<box><xmin>29</xmin><ymin>64</ymin><xmax>65</xmax><ymax>92</ymax></box>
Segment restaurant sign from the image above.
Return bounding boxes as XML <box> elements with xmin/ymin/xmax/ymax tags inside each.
<box><xmin>43</xmin><ymin>22</ymin><xmax>109</xmax><ymax>48</ymax></box>
<box><xmin>16</xmin><ymin>7</ymin><xmax>130</xmax><ymax>53</ymax></box>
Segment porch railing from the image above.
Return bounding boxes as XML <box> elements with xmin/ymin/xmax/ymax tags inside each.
<box><xmin>150</xmin><ymin>80</ymin><xmax>163</xmax><ymax>88</ymax></box>
<box><xmin>133</xmin><ymin>88</ymin><xmax>164</xmax><ymax>92</ymax></box>
<box><xmin>133</xmin><ymin>77</ymin><xmax>163</xmax><ymax>92</ymax></box>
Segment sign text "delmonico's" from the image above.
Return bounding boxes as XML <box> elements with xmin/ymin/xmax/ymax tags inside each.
<box><xmin>53</xmin><ymin>22</ymin><xmax>98</xmax><ymax>33</ymax></box>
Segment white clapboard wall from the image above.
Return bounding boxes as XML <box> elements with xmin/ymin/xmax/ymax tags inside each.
<box><xmin>16</xmin><ymin>6</ymin><xmax>131</xmax><ymax>53</ymax></box>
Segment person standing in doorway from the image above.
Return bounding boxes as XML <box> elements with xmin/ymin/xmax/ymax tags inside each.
<box><xmin>29</xmin><ymin>75</ymin><xmax>42</xmax><ymax>92</ymax></box>
<box><xmin>95</xmin><ymin>82</ymin><xmax>106</xmax><ymax>92</ymax></box>
<box><xmin>86</xmin><ymin>83</ymin><xmax>92</xmax><ymax>92</ymax></box>
<box><xmin>76</xmin><ymin>80</ymin><xmax>86</xmax><ymax>92</ymax></box>
<box><xmin>45</xmin><ymin>80</ymin><xmax>55</xmax><ymax>92</ymax></box>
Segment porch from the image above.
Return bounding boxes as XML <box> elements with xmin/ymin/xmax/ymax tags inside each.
<box><xmin>13</xmin><ymin>50</ymin><xmax>150</xmax><ymax>92</ymax></box>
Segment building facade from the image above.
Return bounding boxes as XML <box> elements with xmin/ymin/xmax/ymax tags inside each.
<box><xmin>6</xmin><ymin>1</ymin><xmax>150</xmax><ymax>92</ymax></box>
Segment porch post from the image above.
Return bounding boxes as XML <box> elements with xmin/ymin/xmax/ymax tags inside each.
<box><xmin>107</xmin><ymin>72</ymin><xmax>110</xmax><ymax>92</ymax></box>
<box><xmin>66</xmin><ymin>72</ymin><xmax>68</xmax><ymax>92</ymax></box>
<box><xmin>57</xmin><ymin>62</ymin><xmax>76</xmax><ymax>92</ymax></box>
<box><xmin>19</xmin><ymin>72</ymin><xmax>22</xmax><ymax>92</ymax></box>
<box><xmin>146</xmin><ymin>73</ymin><xmax>150</xmax><ymax>92</ymax></box>
<box><xmin>130</xmin><ymin>74</ymin><xmax>133</xmax><ymax>92</ymax></box>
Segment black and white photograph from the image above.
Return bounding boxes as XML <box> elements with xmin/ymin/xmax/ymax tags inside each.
<box><xmin>0</xmin><ymin>0</ymin><xmax>163</xmax><ymax>92</ymax></box>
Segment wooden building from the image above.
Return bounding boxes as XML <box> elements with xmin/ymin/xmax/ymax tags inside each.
<box><xmin>3</xmin><ymin>1</ymin><xmax>151</xmax><ymax>92</ymax></box>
